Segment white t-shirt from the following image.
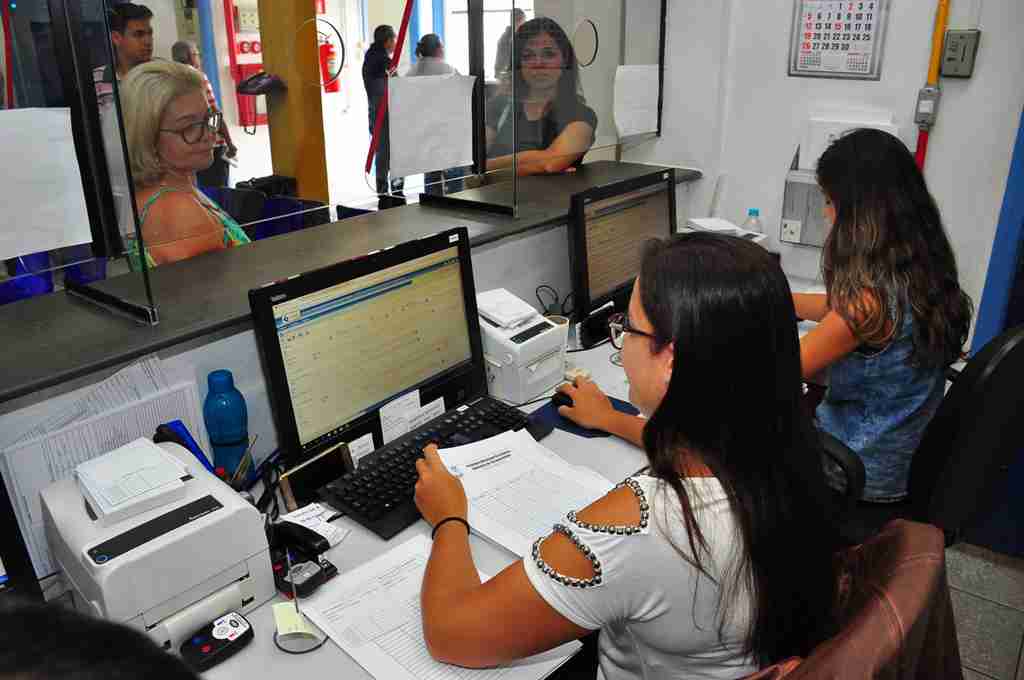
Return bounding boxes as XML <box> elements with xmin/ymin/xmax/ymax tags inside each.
<box><xmin>523</xmin><ymin>475</ymin><xmax>756</xmax><ymax>680</ymax></box>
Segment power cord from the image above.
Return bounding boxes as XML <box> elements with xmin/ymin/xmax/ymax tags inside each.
<box><xmin>512</xmin><ymin>393</ymin><xmax>558</xmax><ymax>409</ymax></box>
<box><xmin>535</xmin><ymin>285</ymin><xmax>561</xmax><ymax>316</ymax></box>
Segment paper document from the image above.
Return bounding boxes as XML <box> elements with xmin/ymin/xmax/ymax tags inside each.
<box><xmin>0</xmin><ymin>357</ymin><xmax>207</xmax><ymax>578</ymax></box>
<box><xmin>0</xmin><ymin>108</ymin><xmax>93</xmax><ymax>260</ymax></box>
<box><xmin>77</xmin><ymin>439</ymin><xmax>185</xmax><ymax>507</ymax></box>
<box><xmin>273</xmin><ymin>602</ymin><xmax>318</xmax><ymax>637</ymax></box>
<box><xmin>614</xmin><ymin>65</ymin><xmax>660</xmax><ymax>138</ymax></box>
<box><xmin>381</xmin><ymin>390</ymin><xmax>422</xmax><ymax>445</ymax></box>
<box><xmin>349</xmin><ymin>433</ymin><xmax>376</xmax><ymax>466</ymax></box>
<box><xmin>389</xmin><ymin>75</ymin><xmax>476</xmax><ymax>178</ymax></box>
<box><xmin>279</xmin><ymin>502</ymin><xmax>350</xmax><ymax>548</ymax></box>
<box><xmin>439</xmin><ymin>430</ymin><xmax>613</xmax><ymax>557</ymax></box>
<box><xmin>303</xmin><ymin>534</ymin><xmax>579</xmax><ymax>680</ymax></box>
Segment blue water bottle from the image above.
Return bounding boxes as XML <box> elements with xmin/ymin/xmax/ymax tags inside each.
<box><xmin>203</xmin><ymin>369</ymin><xmax>249</xmax><ymax>478</ymax></box>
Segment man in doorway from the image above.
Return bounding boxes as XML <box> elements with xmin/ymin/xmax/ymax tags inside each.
<box><xmin>172</xmin><ymin>40</ymin><xmax>237</xmax><ymax>188</ymax></box>
<box><xmin>94</xmin><ymin>3</ymin><xmax>154</xmax><ymax>106</ymax></box>
<box><xmin>363</xmin><ymin>24</ymin><xmax>404</xmax><ymax>208</ymax></box>
<box><xmin>494</xmin><ymin>8</ymin><xmax>526</xmax><ymax>77</ymax></box>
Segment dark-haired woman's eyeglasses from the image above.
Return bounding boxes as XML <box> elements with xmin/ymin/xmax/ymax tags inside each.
<box><xmin>608</xmin><ymin>313</ymin><xmax>655</xmax><ymax>350</ymax></box>
<box><xmin>160</xmin><ymin>110</ymin><xmax>221</xmax><ymax>144</ymax></box>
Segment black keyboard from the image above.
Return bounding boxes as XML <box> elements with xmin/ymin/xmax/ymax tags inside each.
<box><xmin>318</xmin><ymin>396</ymin><xmax>553</xmax><ymax>539</ymax></box>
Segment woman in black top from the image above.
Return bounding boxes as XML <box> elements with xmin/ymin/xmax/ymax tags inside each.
<box><xmin>486</xmin><ymin>18</ymin><xmax>597</xmax><ymax>176</ymax></box>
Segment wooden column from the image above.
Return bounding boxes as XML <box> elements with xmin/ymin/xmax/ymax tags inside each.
<box><xmin>257</xmin><ymin>1</ymin><xmax>329</xmax><ymax>202</ymax></box>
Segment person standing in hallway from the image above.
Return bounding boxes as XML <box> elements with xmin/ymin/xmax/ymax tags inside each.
<box><xmin>363</xmin><ymin>24</ymin><xmax>404</xmax><ymax>207</ymax></box>
<box><xmin>172</xmin><ymin>40</ymin><xmax>237</xmax><ymax>188</ymax></box>
<box><xmin>93</xmin><ymin>3</ymin><xmax>153</xmax><ymax>105</ymax></box>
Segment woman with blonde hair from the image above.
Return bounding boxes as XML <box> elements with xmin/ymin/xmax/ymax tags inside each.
<box><xmin>120</xmin><ymin>60</ymin><xmax>248</xmax><ymax>268</ymax></box>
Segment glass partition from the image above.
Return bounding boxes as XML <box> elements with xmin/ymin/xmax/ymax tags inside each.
<box><xmin>0</xmin><ymin>0</ymin><xmax>154</xmax><ymax>319</ymax></box>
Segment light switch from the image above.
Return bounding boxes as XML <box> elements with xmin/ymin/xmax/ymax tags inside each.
<box><xmin>941</xmin><ymin>30</ymin><xmax>980</xmax><ymax>78</ymax></box>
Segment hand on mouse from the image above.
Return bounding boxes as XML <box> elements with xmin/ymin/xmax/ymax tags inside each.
<box><xmin>557</xmin><ymin>378</ymin><xmax>615</xmax><ymax>432</ymax></box>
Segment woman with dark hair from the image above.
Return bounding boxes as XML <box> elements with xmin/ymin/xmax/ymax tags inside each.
<box><xmin>485</xmin><ymin>17</ymin><xmax>597</xmax><ymax>176</ymax></box>
<box><xmin>414</xmin><ymin>234</ymin><xmax>838</xmax><ymax>677</ymax></box>
<box><xmin>795</xmin><ymin>128</ymin><xmax>973</xmax><ymax>502</ymax></box>
<box><xmin>407</xmin><ymin>34</ymin><xmax>459</xmax><ymax>76</ymax></box>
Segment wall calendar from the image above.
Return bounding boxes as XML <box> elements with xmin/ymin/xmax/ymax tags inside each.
<box><xmin>789</xmin><ymin>0</ymin><xmax>890</xmax><ymax>80</ymax></box>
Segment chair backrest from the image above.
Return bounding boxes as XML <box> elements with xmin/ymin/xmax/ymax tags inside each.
<box><xmin>906</xmin><ymin>324</ymin><xmax>1024</xmax><ymax>537</ymax></box>
<box><xmin>199</xmin><ymin>186</ymin><xmax>266</xmax><ymax>227</ymax></box>
<box><xmin>738</xmin><ymin>520</ymin><xmax>961</xmax><ymax>680</ymax></box>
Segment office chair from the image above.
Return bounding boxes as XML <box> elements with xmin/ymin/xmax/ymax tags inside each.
<box><xmin>337</xmin><ymin>205</ymin><xmax>374</xmax><ymax>221</ymax></box>
<box><xmin>198</xmin><ymin>186</ymin><xmax>266</xmax><ymax>228</ymax></box>
<box><xmin>740</xmin><ymin>519</ymin><xmax>962</xmax><ymax>680</ymax></box>
<box><xmin>835</xmin><ymin>324</ymin><xmax>1024</xmax><ymax>546</ymax></box>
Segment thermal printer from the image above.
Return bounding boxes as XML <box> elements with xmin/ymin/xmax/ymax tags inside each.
<box><xmin>477</xmin><ymin>289</ymin><xmax>568</xmax><ymax>404</ymax></box>
<box><xmin>41</xmin><ymin>440</ymin><xmax>274</xmax><ymax>652</ymax></box>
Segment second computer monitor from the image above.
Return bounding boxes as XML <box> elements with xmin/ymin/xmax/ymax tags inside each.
<box><xmin>568</xmin><ymin>170</ymin><xmax>677</xmax><ymax>326</ymax></box>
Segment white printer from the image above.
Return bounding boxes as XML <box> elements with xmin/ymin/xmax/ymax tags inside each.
<box><xmin>478</xmin><ymin>289</ymin><xmax>569</xmax><ymax>404</ymax></box>
<box><xmin>41</xmin><ymin>441</ymin><xmax>275</xmax><ymax>651</ymax></box>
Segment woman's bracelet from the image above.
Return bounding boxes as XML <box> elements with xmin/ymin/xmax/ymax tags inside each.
<box><xmin>431</xmin><ymin>516</ymin><xmax>470</xmax><ymax>540</ymax></box>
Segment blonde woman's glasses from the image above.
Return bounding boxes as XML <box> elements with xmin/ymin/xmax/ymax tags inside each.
<box><xmin>160</xmin><ymin>110</ymin><xmax>221</xmax><ymax>144</ymax></box>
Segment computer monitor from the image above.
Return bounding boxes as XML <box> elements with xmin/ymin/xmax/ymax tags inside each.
<box><xmin>568</xmin><ymin>169</ymin><xmax>677</xmax><ymax>344</ymax></box>
<box><xmin>249</xmin><ymin>228</ymin><xmax>486</xmax><ymax>468</ymax></box>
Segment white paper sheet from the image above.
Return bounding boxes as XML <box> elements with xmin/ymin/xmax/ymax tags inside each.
<box><xmin>380</xmin><ymin>390</ymin><xmax>421</xmax><ymax>445</ymax></box>
<box><xmin>439</xmin><ymin>430</ymin><xmax>613</xmax><ymax>557</ymax></box>
<box><xmin>0</xmin><ymin>373</ymin><xmax>207</xmax><ymax>578</ymax></box>
<box><xmin>0</xmin><ymin>108</ymin><xmax>93</xmax><ymax>260</ymax></box>
<box><xmin>389</xmin><ymin>75</ymin><xmax>476</xmax><ymax>178</ymax></box>
<box><xmin>613</xmin><ymin>65</ymin><xmax>660</xmax><ymax>138</ymax></box>
<box><xmin>303</xmin><ymin>534</ymin><xmax>578</xmax><ymax>680</ymax></box>
<box><xmin>278</xmin><ymin>502</ymin><xmax>350</xmax><ymax>547</ymax></box>
<box><xmin>349</xmin><ymin>432</ymin><xmax>376</xmax><ymax>466</ymax></box>
<box><xmin>409</xmin><ymin>397</ymin><xmax>445</xmax><ymax>431</ymax></box>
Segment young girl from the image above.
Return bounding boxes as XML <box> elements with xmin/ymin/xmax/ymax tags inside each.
<box><xmin>561</xmin><ymin>129</ymin><xmax>972</xmax><ymax>504</ymax></box>
<box><xmin>794</xmin><ymin>128</ymin><xmax>972</xmax><ymax>502</ymax></box>
<box><xmin>414</xmin><ymin>234</ymin><xmax>838</xmax><ymax>677</ymax></box>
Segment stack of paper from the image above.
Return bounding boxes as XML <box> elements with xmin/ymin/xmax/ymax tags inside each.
<box><xmin>476</xmin><ymin>289</ymin><xmax>539</xmax><ymax>329</ymax></box>
<box><xmin>303</xmin><ymin>534</ymin><xmax>579</xmax><ymax>680</ymax></box>
<box><xmin>0</xmin><ymin>357</ymin><xmax>208</xmax><ymax>577</ymax></box>
<box><xmin>439</xmin><ymin>429</ymin><xmax>614</xmax><ymax>557</ymax></box>
<box><xmin>76</xmin><ymin>438</ymin><xmax>188</xmax><ymax>525</ymax></box>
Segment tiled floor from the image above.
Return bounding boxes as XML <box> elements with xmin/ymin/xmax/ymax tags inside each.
<box><xmin>946</xmin><ymin>543</ymin><xmax>1024</xmax><ymax>679</ymax></box>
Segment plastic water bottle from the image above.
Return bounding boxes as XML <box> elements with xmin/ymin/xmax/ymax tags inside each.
<box><xmin>742</xmin><ymin>208</ymin><xmax>763</xmax><ymax>234</ymax></box>
<box><xmin>203</xmin><ymin>369</ymin><xmax>249</xmax><ymax>477</ymax></box>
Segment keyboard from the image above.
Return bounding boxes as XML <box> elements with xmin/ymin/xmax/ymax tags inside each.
<box><xmin>318</xmin><ymin>396</ymin><xmax>553</xmax><ymax>539</ymax></box>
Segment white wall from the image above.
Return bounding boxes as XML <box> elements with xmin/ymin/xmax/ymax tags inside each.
<box><xmin>147</xmin><ymin>0</ymin><xmax>184</xmax><ymax>63</ymax></box>
<box><xmin>626</xmin><ymin>0</ymin><xmax>1024</xmax><ymax>327</ymax></box>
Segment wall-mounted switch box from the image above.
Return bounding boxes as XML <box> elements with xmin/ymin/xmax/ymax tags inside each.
<box><xmin>782</xmin><ymin>170</ymin><xmax>828</xmax><ymax>248</ymax></box>
<box><xmin>941</xmin><ymin>29</ymin><xmax>981</xmax><ymax>78</ymax></box>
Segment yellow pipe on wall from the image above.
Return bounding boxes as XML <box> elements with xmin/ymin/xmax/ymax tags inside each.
<box><xmin>926</xmin><ymin>0</ymin><xmax>951</xmax><ymax>86</ymax></box>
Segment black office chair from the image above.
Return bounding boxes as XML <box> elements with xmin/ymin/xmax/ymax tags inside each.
<box><xmin>337</xmin><ymin>205</ymin><xmax>374</xmax><ymax>221</ymax></box>
<box><xmin>199</xmin><ymin>186</ymin><xmax>266</xmax><ymax>227</ymax></box>
<box><xmin>832</xmin><ymin>324</ymin><xmax>1024</xmax><ymax>547</ymax></box>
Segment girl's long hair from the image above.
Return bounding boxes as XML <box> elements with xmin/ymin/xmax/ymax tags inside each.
<box><xmin>817</xmin><ymin>128</ymin><xmax>972</xmax><ymax>366</ymax></box>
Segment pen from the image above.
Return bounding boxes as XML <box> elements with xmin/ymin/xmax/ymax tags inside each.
<box><xmin>286</xmin><ymin>550</ymin><xmax>299</xmax><ymax>613</ymax></box>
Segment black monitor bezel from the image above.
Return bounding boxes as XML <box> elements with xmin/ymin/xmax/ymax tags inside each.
<box><xmin>568</xmin><ymin>169</ymin><xmax>678</xmax><ymax>322</ymax></box>
<box><xmin>248</xmin><ymin>227</ymin><xmax>486</xmax><ymax>469</ymax></box>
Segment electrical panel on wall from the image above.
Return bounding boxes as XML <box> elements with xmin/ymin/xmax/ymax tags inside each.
<box><xmin>781</xmin><ymin>170</ymin><xmax>828</xmax><ymax>248</ymax></box>
<box><xmin>237</xmin><ymin>5</ymin><xmax>260</xmax><ymax>33</ymax></box>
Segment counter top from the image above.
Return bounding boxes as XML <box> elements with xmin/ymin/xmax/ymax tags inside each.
<box><xmin>0</xmin><ymin>162</ymin><xmax>698</xmax><ymax>404</ymax></box>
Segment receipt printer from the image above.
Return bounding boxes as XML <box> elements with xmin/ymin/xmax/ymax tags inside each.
<box><xmin>478</xmin><ymin>289</ymin><xmax>568</xmax><ymax>405</ymax></box>
<box><xmin>41</xmin><ymin>442</ymin><xmax>275</xmax><ymax>652</ymax></box>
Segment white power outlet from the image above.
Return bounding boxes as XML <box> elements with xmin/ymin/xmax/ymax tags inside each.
<box><xmin>780</xmin><ymin>219</ymin><xmax>803</xmax><ymax>244</ymax></box>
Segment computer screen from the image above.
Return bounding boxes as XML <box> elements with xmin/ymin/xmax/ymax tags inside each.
<box><xmin>250</xmin><ymin>228</ymin><xmax>486</xmax><ymax>464</ymax></box>
<box><xmin>569</xmin><ymin>170</ymin><xmax>677</xmax><ymax>322</ymax></box>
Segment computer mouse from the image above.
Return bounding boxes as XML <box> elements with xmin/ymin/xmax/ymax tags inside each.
<box><xmin>551</xmin><ymin>392</ymin><xmax>574</xmax><ymax>410</ymax></box>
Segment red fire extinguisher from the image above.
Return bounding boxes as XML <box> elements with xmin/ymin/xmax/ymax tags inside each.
<box><xmin>319</xmin><ymin>41</ymin><xmax>340</xmax><ymax>93</ymax></box>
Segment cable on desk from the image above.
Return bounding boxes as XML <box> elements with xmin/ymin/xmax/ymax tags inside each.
<box><xmin>512</xmin><ymin>393</ymin><xmax>558</xmax><ymax>409</ymax></box>
<box><xmin>567</xmin><ymin>338</ymin><xmax>610</xmax><ymax>353</ymax></box>
<box><xmin>560</xmin><ymin>292</ymin><xmax>576</xmax><ymax>318</ymax></box>
<box><xmin>535</xmin><ymin>285</ymin><xmax>560</xmax><ymax>314</ymax></box>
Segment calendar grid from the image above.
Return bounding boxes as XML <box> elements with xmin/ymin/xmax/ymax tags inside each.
<box><xmin>788</xmin><ymin>0</ymin><xmax>889</xmax><ymax>80</ymax></box>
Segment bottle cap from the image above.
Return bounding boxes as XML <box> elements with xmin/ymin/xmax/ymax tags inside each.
<box><xmin>748</xmin><ymin>208</ymin><xmax>760</xmax><ymax>217</ymax></box>
<box><xmin>208</xmin><ymin>369</ymin><xmax>235</xmax><ymax>392</ymax></box>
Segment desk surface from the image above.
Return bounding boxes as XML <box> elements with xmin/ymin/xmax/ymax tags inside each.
<box><xmin>204</xmin><ymin>343</ymin><xmax>644</xmax><ymax>680</ymax></box>
<box><xmin>0</xmin><ymin>162</ymin><xmax>698</xmax><ymax>406</ymax></box>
